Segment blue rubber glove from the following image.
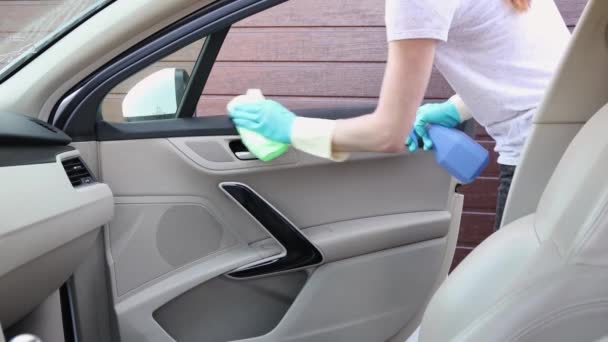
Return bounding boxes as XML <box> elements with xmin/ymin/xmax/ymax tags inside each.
<box><xmin>406</xmin><ymin>101</ymin><xmax>462</xmax><ymax>152</ymax></box>
<box><xmin>228</xmin><ymin>99</ymin><xmax>296</xmax><ymax>144</ymax></box>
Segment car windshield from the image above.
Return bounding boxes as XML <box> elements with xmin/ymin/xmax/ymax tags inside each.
<box><xmin>0</xmin><ymin>0</ymin><xmax>113</xmax><ymax>83</ymax></box>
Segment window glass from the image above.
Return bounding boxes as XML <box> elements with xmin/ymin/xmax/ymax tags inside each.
<box><xmin>0</xmin><ymin>0</ymin><xmax>112</xmax><ymax>82</ymax></box>
<box><xmin>100</xmin><ymin>39</ymin><xmax>204</xmax><ymax>123</ymax></box>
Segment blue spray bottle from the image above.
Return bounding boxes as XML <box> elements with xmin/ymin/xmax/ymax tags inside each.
<box><xmin>424</xmin><ymin>125</ymin><xmax>489</xmax><ymax>184</ymax></box>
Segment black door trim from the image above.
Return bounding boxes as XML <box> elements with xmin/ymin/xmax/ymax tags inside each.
<box><xmin>94</xmin><ymin>106</ymin><xmax>376</xmax><ymax>141</ymax></box>
<box><xmin>92</xmin><ymin>103</ymin><xmax>475</xmax><ymax>143</ymax></box>
<box><xmin>60</xmin><ymin>280</ymin><xmax>79</xmax><ymax>342</ymax></box>
<box><xmin>220</xmin><ymin>182</ymin><xmax>323</xmax><ymax>279</ymax></box>
<box><xmin>177</xmin><ymin>26</ymin><xmax>230</xmax><ymax>118</ymax></box>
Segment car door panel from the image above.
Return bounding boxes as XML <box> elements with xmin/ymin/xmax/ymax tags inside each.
<box><xmin>169</xmin><ymin>136</ymin><xmax>300</xmax><ymax>171</ymax></box>
<box><xmin>109</xmin><ymin>196</ymin><xmax>241</xmax><ymax>295</ymax></box>
<box><xmin>0</xmin><ymin>0</ymin><xmax>472</xmax><ymax>339</ymax></box>
<box><xmin>98</xmin><ymin>123</ymin><xmax>463</xmax><ymax>341</ymax></box>
<box><xmin>156</xmin><ymin>241</ymin><xmax>446</xmax><ymax>342</ymax></box>
<box><xmin>100</xmin><ymin>138</ymin><xmax>452</xmax><ymax>228</ymax></box>
<box><xmin>40</xmin><ymin>1</ymin><xmax>464</xmax><ymax>338</ymax></box>
<box><xmin>153</xmin><ymin>271</ymin><xmax>309</xmax><ymax>342</ymax></box>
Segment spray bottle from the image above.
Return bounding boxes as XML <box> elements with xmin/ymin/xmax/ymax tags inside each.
<box><xmin>425</xmin><ymin>125</ymin><xmax>490</xmax><ymax>184</ymax></box>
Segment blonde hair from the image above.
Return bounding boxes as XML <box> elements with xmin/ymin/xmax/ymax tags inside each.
<box><xmin>510</xmin><ymin>0</ymin><xmax>531</xmax><ymax>11</ymax></box>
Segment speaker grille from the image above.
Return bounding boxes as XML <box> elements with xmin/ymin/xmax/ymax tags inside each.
<box><xmin>156</xmin><ymin>205</ymin><xmax>224</xmax><ymax>267</ymax></box>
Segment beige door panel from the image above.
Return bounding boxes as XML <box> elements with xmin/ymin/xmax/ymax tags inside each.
<box><xmin>109</xmin><ymin>196</ymin><xmax>242</xmax><ymax>296</ymax></box>
<box><xmin>100</xmin><ymin>137</ymin><xmax>451</xmax><ymax>230</ymax></box>
<box><xmin>168</xmin><ymin>137</ymin><xmax>300</xmax><ymax>171</ymax></box>
<box><xmin>107</xmin><ymin>196</ymin><xmax>451</xmax><ymax>297</ymax></box>
<box><xmin>112</xmin><ymin>243</ymin><xmax>266</xmax><ymax>342</ymax></box>
<box><xmin>120</xmin><ymin>195</ymin><xmax>463</xmax><ymax>342</ymax></box>
<box><xmin>259</xmin><ymin>210</ymin><xmax>451</xmax><ymax>264</ymax></box>
<box><xmin>168</xmin><ymin>136</ymin><xmax>415</xmax><ymax>172</ymax></box>
<box><xmin>99</xmin><ymin>135</ymin><xmax>460</xmax><ymax>342</ymax></box>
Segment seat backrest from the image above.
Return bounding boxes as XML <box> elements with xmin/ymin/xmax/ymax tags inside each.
<box><xmin>535</xmin><ymin>102</ymin><xmax>608</xmax><ymax>266</ymax></box>
<box><xmin>419</xmin><ymin>103</ymin><xmax>608</xmax><ymax>342</ymax></box>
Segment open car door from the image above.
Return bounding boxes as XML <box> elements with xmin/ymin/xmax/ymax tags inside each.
<box><xmin>49</xmin><ymin>0</ymin><xmax>462</xmax><ymax>341</ymax></box>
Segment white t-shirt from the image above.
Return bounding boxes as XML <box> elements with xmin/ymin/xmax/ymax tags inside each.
<box><xmin>386</xmin><ymin>0</ymin><xmax>571</xmax><ymax>165</ymax></box>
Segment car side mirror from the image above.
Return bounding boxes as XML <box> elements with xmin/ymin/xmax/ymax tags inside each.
<box><xmin>122</xmin><ymin>68</ymin><xmax>190</xmax><ymax>122</ymax></box>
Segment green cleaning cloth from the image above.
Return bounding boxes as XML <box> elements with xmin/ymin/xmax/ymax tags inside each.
<box><xmin>237</xmin><ymin>127</ymin><xmax>289</xmax><ymax>162</ymax></box>
<box><xmin>228</xmin><ymin>89</ymin><xmax>289</xmax><ymax>162</ymax></box>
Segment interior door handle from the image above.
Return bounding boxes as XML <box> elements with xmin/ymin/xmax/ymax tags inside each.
<box><xmin>10</xmin><ymin>335</ymin><xmax>42</xmax><ymax>342</ymax></box>
<box><xmin>220</xmin><ymin>182</ymin><xmax>323</xmax><ymax>278</ymax></box>
<box><xmin>229</xmin><ymin>140</ymin><xmax>258</xmax><ymax>160</ymax></box>
<box><xmin>234</xmin><ymin>151</ymin><xmax>257</xmax><ymax>160</ymax></box>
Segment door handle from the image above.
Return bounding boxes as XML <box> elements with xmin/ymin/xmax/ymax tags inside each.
<box><xmin>234</xmin><ymin>151</ymin><xmax>258</xmax><ymax>161</ymax></box>
<box><xmin>229</xmin><ymin>140</ymin><xmax>258</xmax><ymax>161</ymax></box>
<box><xmin>10</xmin><ymin>335</ymin><xmax>42</xmax><ymax>342</ymax></box>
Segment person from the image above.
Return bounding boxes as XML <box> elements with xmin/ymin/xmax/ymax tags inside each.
<box><xmin>228</xmin><ymin>0</ymin><xmax>571</xmax><ymax>231</ymax></box>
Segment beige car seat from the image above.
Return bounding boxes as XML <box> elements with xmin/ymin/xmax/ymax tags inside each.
<box><xmin>418</xmin><ymin>0</ymin><xmax>608</xmax><ymax>340</ymax></box>
<box><xmin>420</xmin><ymin>102</ymin><xmax>608</xmax><ymax>341</ymax></box>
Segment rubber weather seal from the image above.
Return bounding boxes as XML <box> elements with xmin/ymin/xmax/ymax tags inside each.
<box><xmin>60</xmin><ymin>280</ymin><xmax>79</xmax><ymax>342</ymax></box>
<box><xmin>176</xmin><ymin>26</ymin><xmax>230</xmax><ymax>118</ymax></box>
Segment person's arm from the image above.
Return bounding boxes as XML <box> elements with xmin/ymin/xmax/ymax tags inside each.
<box><xmin>229</xmin><ymin>1</ymin><xmax>458</xmax><ymax>161</ymax></box>
<box><xmin>331</xmin><ymin>39</ymin><xmax>437</xmax><ymax>153</ymax></box>
<box><xmin>228</xmin><ymin>39</ymin><xmax>438</xmax><ymax>161</ymax></box>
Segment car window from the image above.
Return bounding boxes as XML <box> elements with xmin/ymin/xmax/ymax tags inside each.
<box><xmin>100</xmin><ymin>39</ymin><xmax>205</xmax><ymax>123</ymax></box>
<box><xmin>0</xmin><ymin>0</ymin><xmax>113</xmax><ymax>83</ymax></box>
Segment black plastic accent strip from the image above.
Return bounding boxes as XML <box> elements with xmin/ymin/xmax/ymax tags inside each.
<box><xmin>95</xmin><ymin>106</ymin><xmax>375</xmax><ymax>141</ymax></box>
<box><xmin>0</xmin><ymin>145</ymin><xmax>75</xmax><ymax>167</ymax></box>
<box><xmin>96</xmin><ymin>116</ymin><xmax>237</xmax><ymax>141</ymax></box>
<box><xmin>55</xmin><ymin>0</ymin><xmax>289</xmax><ymax>141</ymax></box>
<box><xmin>60</xmin><ymin>280</ymin><xmax>79</xmax><ymax>342</ymax></box>
<box><xmin>177</xmin><ymin>26</ymin><xmax>230</xmax><ymax>118</ymax></box>
<box><xmin>221</xmin><ymin>183</ymin><xmax>323</xmax><ymax>278</ymax></box>
<box><xmin>174</xmin><ymin>69</ymin><xmax>190</xmax><ymax>108</ymax></box>
<box><xmin>0</xmin><ymin>112</ymin><xmax>71</xmax><ymax>145</ymax></box>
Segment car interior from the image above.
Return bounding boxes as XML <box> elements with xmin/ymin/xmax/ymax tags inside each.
<box><xmin>0</xmin><ymin>0</ymin><xmax>606</xmax><ymax>341</ymax></box>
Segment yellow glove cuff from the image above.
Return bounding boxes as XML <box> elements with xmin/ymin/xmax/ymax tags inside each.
<box><xmin>450</xmin><ymin>95</ymin><xmax>473</xmax><ymax>122</ymax></box>
<box><xmin>291</xmin><ymin>117</ymin><xmax>349</xmax><ymax>162</ymax></box>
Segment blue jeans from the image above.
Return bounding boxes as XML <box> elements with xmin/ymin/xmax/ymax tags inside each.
<box><xmin>494</xmin><ymin>164</ymin><xmax>516</xmax><ymax>231</ymax></box>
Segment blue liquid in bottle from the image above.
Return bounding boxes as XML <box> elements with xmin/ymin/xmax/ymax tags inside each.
<box><xmin>427</xmin><ymin>125</ymin><xmax>490</xmax><ymax>184</ymax></box>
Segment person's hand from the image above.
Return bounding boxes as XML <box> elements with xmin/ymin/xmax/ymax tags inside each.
<box><xmin>406</xmin><ymin>101</ymin><xmax>462</xmax><ymax>152</ymax></box>
<box><xmin>228</xmin><ymin>99</ymin><xmax>296</xmax><ymax>144</ymax></box>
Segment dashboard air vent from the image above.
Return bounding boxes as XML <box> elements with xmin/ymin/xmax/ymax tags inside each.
<box><xmin>62</xmin><ymin>157</ymin><xmax>95</xmax><ymax>187</ymax></box>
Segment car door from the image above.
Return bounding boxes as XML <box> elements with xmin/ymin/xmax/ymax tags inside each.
<box><xmin>51</xmin><ymin>1</ymin><xmax>463</xmax><ymax>341</ymax></box>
